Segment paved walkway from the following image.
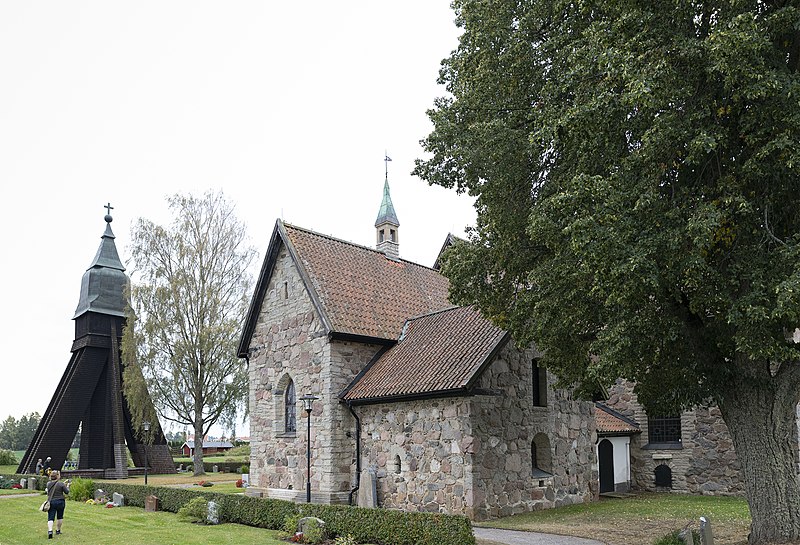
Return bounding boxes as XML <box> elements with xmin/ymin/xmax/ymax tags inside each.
<box><xmin>475</xmin><ymin>527</ymin><xmax>605</xmax><ymax>545</ymax></box>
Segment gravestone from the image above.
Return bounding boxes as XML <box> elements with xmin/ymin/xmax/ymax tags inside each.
<box><xmin>27</xmin><ymin>478</ymin><xmax>37</xmax><ymax>490</ymax></box>
<box><xmin>94</xmin><ymin>489</ymin><xmax>106</xmax><ymax>501</ymax></box>
<box><xmin>207</xmin><ymin>500</ymin><xmax>219</xmax><ymax>525</ymax></box>
<box><xmin>357</xmin><ymin>468</ymin><xmax>377</xmax><ymax>508</ymax></box>
<box><xmin>145</xmin><ymin>495</ymin><xmax>159</xmax><ymax>512</ymax></box>
<box><xmin>700</xmin><ymin>517</ymin><xmax>714</xmax><ymax>545</ymax></box>
<box><xmin>298</xmin><ymin>517</ymin><xmax>326</xmax><ymax>539</ymax></box>
<box><xmin>112</xmin><ymin>492</ymin><xmax>125</xmax><ymax>506</ymax></box>
<box><xmin>213</xmin><ymin>465</ymin><xmax>218</xmax><ymax>473</ymax></box>
<box><xmin>241</xmin><ymin>473</ymin><xmax>249</xmax><ymax>487</ymax></box>
<box><xmin>20</xmin><ymin>478</ymin><xmax>26</xmax><ymax>489</ymax></box>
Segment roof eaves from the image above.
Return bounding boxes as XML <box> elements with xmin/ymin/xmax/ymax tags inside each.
<box><xmin>465</xmin><ymin>330</ymin><xmax>512</xmax><ymax>391</ymax></box>
<box><xmin>343</xmin><ymin>387</ymin><xmax>471</xmax><ymax>407</ymax></box>
<box><xmin>595</xmin><ymin>402</ymin><xmax>641</xmax><ymax>430</ymax></box>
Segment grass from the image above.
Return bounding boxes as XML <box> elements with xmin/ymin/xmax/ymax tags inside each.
<box><xmin>0</xmin><ymin>465</ymin><xmax>17</xmax><ymax>475</ymax></box>
<box><xmin>0</xmin><ymin>488</ymin><xmax>39</xmax><ymax>496</ymax></box>
<box><xmin>476</xmin><ymin>493</ymin><xmax>751</xmax><ymax>545</ymax></box>
<box><xmin>0</xmin><ymin>494</ymin><xmax>285</xmax><ymax>545</ymax></box>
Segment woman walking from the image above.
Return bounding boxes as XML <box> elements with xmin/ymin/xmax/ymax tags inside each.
<box><xmin>45</xmin><ymin>470</ymin><xmax>69</xmax><ymax>539</ymax></box>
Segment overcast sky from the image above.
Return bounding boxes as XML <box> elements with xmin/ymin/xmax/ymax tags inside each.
<box><xmin>0</xmin><ymin>2</ymin><xmax>475</xmax><ymax>436</ymax></box>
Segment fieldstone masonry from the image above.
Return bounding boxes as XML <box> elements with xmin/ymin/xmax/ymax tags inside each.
<box><xmin>246</xmin><ymin>238</ymin><xmax>596</xmax><ymax>519</ymax></box>
<box><xmin>606</xmin><ymin>380</ymin><xmax>743</xmax><ymax>494</ymax></box>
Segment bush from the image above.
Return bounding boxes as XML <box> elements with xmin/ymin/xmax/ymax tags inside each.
<box><xmin>95</xmin><ymin>482</ymin><xmax>474</xmax><ymax>545</ymax></box>
<box><xmin>334</xmin><ymin>535</ymin><xmax>357</xmax><ymax>545</ymax></box>
<box><xmin>653</xmin><ymin>529</ymin><xmax>700</xmax><ymax>545</ymax></box>
<box><xmin>303</xmin><ymin>517</ymin><xmax>326</xmax><ymax>544</ymax></box>
<box><xmin>0</xmin><ymin>475</ymin><xmax>16</xmax><ymax>489</ymax></box>
<box><xmin>237</xmin><ymin>465</ymin><xmax>250</xmax><ymax>474</ymax></box>
<box><xmin>0</xmin><ymin>449</ymin><xmax>17</xmax><ymax>465</ymax></box>
<box><xmin>225</xmin><ymin>444</ymin><xmax>251</xmax><ymax>458</ymax></box>
<box><xmin>178</xmin><ymin>496</ymin><xmax>209</xmax><ymax>523</ymax></box>
<box><xmin>68</xmin><ymin>478</ymin><xmax>95</xmax><ymax>502</ymax></box>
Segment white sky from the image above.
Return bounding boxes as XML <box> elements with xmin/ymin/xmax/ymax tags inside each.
<box><xmin>0</xmin><ymin>2</ymin><xmax>475</xmax><ymax>437</ymax></box>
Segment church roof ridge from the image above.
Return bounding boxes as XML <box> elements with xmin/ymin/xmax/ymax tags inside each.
<box><xmin>282</xmin><ymin>221</ymin><xmax>438</xmax><ymax>272</ymax></box>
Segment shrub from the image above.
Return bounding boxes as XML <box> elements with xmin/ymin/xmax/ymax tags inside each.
<box><xmin>225</xmin><ymin>444</ymin><xmax>251</xmax><ymax>458</ymax></box>
<box><xmin>0</xmin><ymin>475</ymin><xmax>16</xmax><ymax>489</ymax></box>
<box><xmin>303</xmin><ymin>517</ymin><xmax>326</xmax><ymax>544</ymax></box>
<box><xmin>0</xmin><ymin>449</ymin><xmax>17</xmax><ymax>465</ymax></box>
<box><xmin>653</xmin><ymin>529</ymin><xmax>700</xmax><ymax>545</ymax></box>
<box><xmin>68</xmin><ymin>478</ymin><xmax>95</xmax><ymax>502</ymax></box>
<box><xmin>178</xmin><ymin>496</ymin><xmax>209</xmax><ymax>523</ymax></box>
<box><xmin>334</xmin><ymin>535</ymin><xmax>357</xmax><ymax>545</ymax></box>
<box><xmin>94</xmin><ymin>482</ymin><xmax>474</xmax><ymax>545</ymax></box>
<box><xmin>238</xmin><ymin>465</ymin><xmax>250</xmax><ymax>474</ymax></box>
<box><xmin>284</xmin><ymin>513</ymin><xmax>302</xmax><ymax>535</ymax></box>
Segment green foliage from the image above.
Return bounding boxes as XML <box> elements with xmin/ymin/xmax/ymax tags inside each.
<box><xmin>334</xmin><ymin>535</ymin><xmax>357</xmax><ymax>545</ymax></box>
<box><xmin>302</xmin><ymin>518</ymin><xmax>326</xmax><ymax>544</ymax></box>
<box><xmin>121</xmin><ymin>191</ymin><xmax>255</xmax><ymax>465</ymax></box>
<box><xmin>177</xmin><ymin>496</ymin><xmax>209</xmax><ymax>523</ymax></box>
<box><xmin>0</xmin><ymin>413</ymin><xmax>41</xmax><ymax>451</ymax></box>
<box><xmin>0</xmin><ymin>449</ymin><xmax>17</xmax><ymax>465</ymax></box>
<box><xmin>237</xmin><ymin>464</ymin><xmax>249</xmax><ymax>474</ymax></box>
<box><xmin>653</xmin><ymin>529</ymin><xmax>701</xmax><ymax>545</ymax></box>
<box><xmin>68</xmin><ymin>478</ymin><xmax>95</xmax><ymax>502</ymax></box>
<box><xmin>226</xmin><ymin>444</ymin><xmax>250</xmax><ymax>458</ymax></box>
<box><xmin>284</xmin><ymin>513</ymin><xmax>302</xmax><ymax>534</ymax></box>
<box><xmin>97</xmin><ymin>483</ymin><xmax>474</xmax><ymax>545</ymax></box>
<box><xmin>0</xmin><ymin>475</ymin><xmax>16</xmax><ymax>489</ymax></box>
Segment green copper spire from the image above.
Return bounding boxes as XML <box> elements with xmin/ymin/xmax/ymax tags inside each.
<box><xmin>375</xmin><ymin>178</ymin><xmax>399</xmax><ymax>227</ymax></box>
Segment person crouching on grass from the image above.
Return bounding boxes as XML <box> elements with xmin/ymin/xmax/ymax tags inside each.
<box><xmin>45</xmin><ymin>470</ymin><xmax>69</xmax><ymax>539</ymax></box>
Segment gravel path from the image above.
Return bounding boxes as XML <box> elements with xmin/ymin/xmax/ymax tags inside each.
<box><xmin>475</xmin><ymin>527</ymin><xmax>605</xmax><ymax>545</ymax></box>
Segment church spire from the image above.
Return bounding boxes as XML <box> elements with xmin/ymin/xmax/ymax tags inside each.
<box><xmin>375</xmin><ymin>154</ymin><xmax>399</xmax><ymax>259</ymax></box>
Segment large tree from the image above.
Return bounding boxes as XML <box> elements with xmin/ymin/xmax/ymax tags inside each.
<box><xmin>415</xmin><ymin>1</ymin><xmax>800</xmax><ymax>543</ymax></box>
<box><xmin>0</xmin><ymin>413</ymin><xmax>41</xmax><ymax>451</ymax></box>
<box><xmin>122</xmin><ymin>191</ymin><xmax>256</xmax><ymax>476</ymax></box>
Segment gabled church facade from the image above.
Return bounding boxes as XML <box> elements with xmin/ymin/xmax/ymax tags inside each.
<box><xmin>238</xmin><ymin>182</ymin><xmax>597</xmax><ymax>520</ymax></box>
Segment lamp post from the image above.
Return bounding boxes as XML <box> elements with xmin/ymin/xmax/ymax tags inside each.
<box><xmin>142</xmin><ymin>421</ymin><xmax>150</xmax><ymax>486</ymax></box>
<box><xmin>299</xmin><ymin>394</ymin><xmax>319</xmax><ymax>503</ymax></box>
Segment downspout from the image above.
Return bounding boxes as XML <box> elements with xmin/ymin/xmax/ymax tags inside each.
<box><xmin>346</xmin><ymin>400</ymin><xmax>361</xmax><ymax>506</ymax></box>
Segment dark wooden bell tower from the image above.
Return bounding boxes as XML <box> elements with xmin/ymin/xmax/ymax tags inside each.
<box><xmin>18</xmin><ymin>206</ymin><xmax>175</xmax><ymax>477</ymax></box>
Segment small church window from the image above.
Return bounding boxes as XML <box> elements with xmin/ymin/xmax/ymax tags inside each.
<box><xmin>379</xmin><ymin>229</ymin><xmax>385</xmax><ymax>243</ymax></box>
<box><xmin>283</xmin><ymin>281</ymin><xmax>289</xmax><ymax>299</ymax></box>
<box><xmin>285</xmin><ymin>380</ymin><xmax>297</xmax><ymax>433</ymax></box>
<box><xmin>393</xmin><ymin>455</ymin><xmax>401</xmax><ymax>474</ymax></box>
<box><xmin>532</xmin><ymin>359</ymin><xmax>547</xmax><ymax>407</ymax></box>
<box><xmin>648</xmin><ymin>415</ymin><xmax>681</xmax><ymax>444</ymax></box>
<box><xmin>390</xmin><ymin>229</ymin><xmax>396</xmax><ymax>242</ymax></box>
<box><xmin>531</xmin><ymin>433</ymin><xmax>553</xmax><ymax>478</ymax></box>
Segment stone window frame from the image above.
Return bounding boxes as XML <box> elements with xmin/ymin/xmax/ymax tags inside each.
<box><xmin>531</xmin><ymin>432</ymin><xmax>553</xmax><ymax>479</ymax></box>
<box><xmin>531</xmin><ymin>359</ymin><xmax>548</xmax><ymax>408</ymax></box>
<box><xmin>275</xmin><ymin>373</ymin><xmax>298</xmax><ymax>438</ymax></box>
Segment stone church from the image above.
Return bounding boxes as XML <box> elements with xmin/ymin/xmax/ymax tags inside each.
<box><xmin>238</xmin><ymin>179</ymin><xmax>599</xmax><ymax>520</ymax></box>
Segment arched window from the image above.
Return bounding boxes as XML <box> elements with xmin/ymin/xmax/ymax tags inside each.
<box><xmin>531</xmin><ymin>433</ymin><xmax>553</xmax><ymax>478</ymax></box>
<box><xmin>285</xmin><ymin>379</ymin><xmax>296</xmax><ymax>432</ymax></box>
<box><xmin>394</xmin><ymin>455</ymin><xmax>402</xmax><ymax>474</ymax></box>
<box><xmin>654</xmin><ymin>464</ymin><xmax>673</xmax><ymax>488</ymax></box>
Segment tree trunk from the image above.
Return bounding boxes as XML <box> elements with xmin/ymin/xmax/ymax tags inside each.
<box><xmin>719</xmin><ymin>365</ymin><xmax>800</xmax><ymax>545</ymax></box>
<box><xmin>193</xmin><ymin>419</ymin><xmax>205</xmax><ymax>477</ymax></box>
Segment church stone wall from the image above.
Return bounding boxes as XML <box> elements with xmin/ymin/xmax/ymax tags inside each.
<box><xmin>470</xmin><ymin>344</ymin><xmax>597</xmax><ymax>520</ymax></box>
<box><xmin>605</xmin><ymin>380</ymin><xmax>743</xmax><ymax>495</ymax></box>
<box><xmin>246</xmin><ymin>245</ymin><xmax>381</xmax><ymax>503</ymax></box>
<box><xmin>359</xmin><ymin>398</ymin><xmax>475</xmax><ymax>517</ymax></box>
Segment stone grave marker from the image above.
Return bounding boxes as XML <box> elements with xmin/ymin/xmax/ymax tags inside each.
<box><xmin>207</xmin><ymin>500</ymin><xmax>219</xmax><ymax>524</ymax></box>
<box><xmin>213</xmin><ymin>465</ymin><xmax>218</xmax><ymax>473</ymax></box>
<box><xmin>145</xmin><ymin>495</ymin><xmax>159</xmax><ymax>512</ymax></box>
<box><xmin>112</xmin><ymin>492</ymin><xmax>125</xmax><ymax>506</ymax></box>
<box><xmin>19</xmin><ymin>478</ymin><xmax>26</xmax><ymax>489</ymax></box>
<box><xmin>357</xmin><ymin>468</ymin><xmax>377</xmax><ymax>508</ymax></box>
<box><xmin>94</xmin><ymin>489</ymin><xmax>106</xmax><ymax>501</ymax></box>
<box><xmin>27</xmin><ymin>477</ymin><xmax>37</xmax><ymax>490</ymax></box>
<box><xmin>700</xmin><ymin>517</ymin><xmax>714</xmax><ymax>545</ymax></box>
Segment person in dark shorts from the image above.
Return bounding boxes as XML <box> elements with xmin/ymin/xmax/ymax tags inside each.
<box><xmin>45</xmin><ymin>470</ymin><xmax>69</xmax><ymax>539</ymax></box>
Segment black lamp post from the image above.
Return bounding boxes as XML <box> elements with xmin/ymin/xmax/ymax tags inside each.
<box><xmin>299</xmin><ymin>394</ymin><xmax>319</xmax><ymax>503</ymax></box>
<box><xmin>142</xmin><ymin>421</ymin><xmax>150</xmax><ymax>486</ymax></box>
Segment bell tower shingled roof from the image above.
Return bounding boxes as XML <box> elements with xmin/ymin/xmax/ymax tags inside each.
<box><xmin>375</xmin><ymin>155</ymin><xmax>400</xmax><ymax>259</ymax></box>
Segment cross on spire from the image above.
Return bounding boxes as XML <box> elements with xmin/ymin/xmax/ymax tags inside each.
<box><xmin>384</xmin><ymin>152</ymin><xmax>392</xmax><ymax>182</ymax></box>
<box><xmin>104</xmin><ymin>203</ymin><xmax>114</xmax><ymax>215</ymax></box>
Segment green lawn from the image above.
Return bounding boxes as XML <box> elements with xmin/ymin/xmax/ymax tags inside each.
<box><xmin>0</xmin><ymin>465</ymin><xmax>17</xmax><ymax>475</ymax></box>
<box><xmin>477</xmin><ymin>493</ymin><xmax>751</xmax><ymax>545</ymax></box>
<box><xmin>0</xmin><ymin>495</ymin><xmax>285</xmax><ymax>545</ymax></box>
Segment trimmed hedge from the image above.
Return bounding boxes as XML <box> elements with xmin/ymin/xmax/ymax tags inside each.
<box><xmin>98</xmin><ymin>483</ymin><xmax>474</xmax><ymax>545</ymax></box>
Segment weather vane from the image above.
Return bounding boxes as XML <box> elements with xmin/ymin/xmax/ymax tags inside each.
<box><xmin>384</xmin><ymin>151</ymin><xmax>392</xmax><ymax>181</ymax></box>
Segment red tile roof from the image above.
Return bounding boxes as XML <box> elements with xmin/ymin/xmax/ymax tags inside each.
<box><xmin>284</xmin><ymin>223</ymin><xmax>451</xmax><ymax>340</ymax></box>
<box><xmin>342</xmin><ymin>305</ymin><xmax>509</xmax><ymax>403</ymax></box>
<box><xmin>595</xmin><ymin>403</ymin><xmax>641</xmax><ymax>435</ymax></box>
